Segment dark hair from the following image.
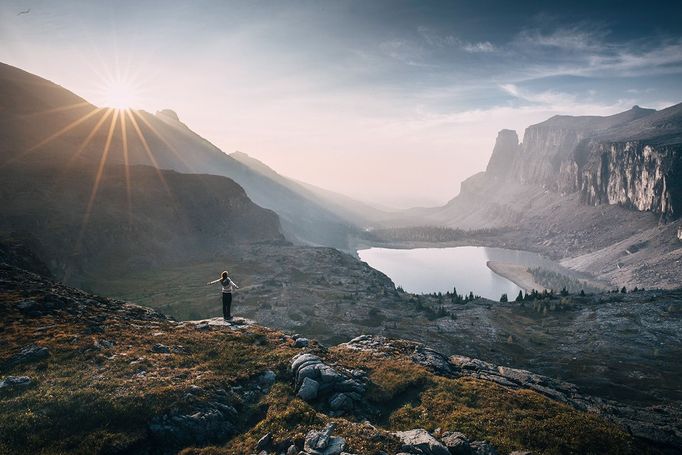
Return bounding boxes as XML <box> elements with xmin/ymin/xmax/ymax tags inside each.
<box><xmin>221</xmin><ymin>271</ymin><xmax>228</xmax><ymax>280</ymax></box>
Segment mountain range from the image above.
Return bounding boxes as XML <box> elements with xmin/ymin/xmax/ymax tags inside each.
<box><xmin>0</xmin><ymin>62</ymin><xmax>377</xmax><ymax>253</ymax></box>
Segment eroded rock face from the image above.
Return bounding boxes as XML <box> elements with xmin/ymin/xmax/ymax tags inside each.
<box><xmin>578</xmin><ymin>141</ymin><xmax>677</xmax><ymax>216</ymax></box>
<box><xmin>514</xmin><ymin>126</ymin><xmax>589</xmax><ymax>188</ymax></box>
<box><xmin>483</xmin><ymin>106</ymin><xmax>682</xmax><ymax>218</ymax></box>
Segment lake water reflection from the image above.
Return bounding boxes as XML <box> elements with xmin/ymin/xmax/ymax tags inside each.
<box><xmin>358</xmin><ymin>246</ymin><xmax>560</xmax><ymax>299</ymax></box>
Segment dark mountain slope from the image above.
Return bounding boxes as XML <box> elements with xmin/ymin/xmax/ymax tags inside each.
<box><xmin>0</xmin><ymin>159</ymin><xmax>283</xmax><ymax>285</ymax></box>
<box><xmin>231</xmin><ymin>151</ymin><xmax>394</xmax><ymax>227</ymax></box>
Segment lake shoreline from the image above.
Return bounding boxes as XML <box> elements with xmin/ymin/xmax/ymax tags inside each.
<box><xmin>486</xmin><ymin>261</ymin><xmax>547</xmax><ymax>293</ymax></box>
<box><xmin>358</xmin><ymin>246</ymin><xmax>531</xmax><ymax>298</ymax></box>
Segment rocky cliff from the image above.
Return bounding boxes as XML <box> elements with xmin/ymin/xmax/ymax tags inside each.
<box><xmin>575</xmin><ymin>141</ymin><xmax>679</xmax><ymax>215</ymax></box>
<box><xmin>490</xmin><ymin>104</ymin><xmax>682</xmax><ymax>218</ymax></box>
<box><xmin>485</xmin><ymin>130</ymin><xmax>520</xmax><ymax>177</ymax></box>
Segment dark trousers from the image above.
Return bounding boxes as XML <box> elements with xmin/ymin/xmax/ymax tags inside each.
<box><xmin>222</xmin><ymin>292</ymin><xmax>232</xmax><ymax>319</ymax></box>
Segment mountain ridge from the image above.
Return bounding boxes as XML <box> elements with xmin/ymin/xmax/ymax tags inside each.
<box><xmin>0</xmin><ymin>61</ymin><xmax>364</xmax><ymax>250</ymax></box>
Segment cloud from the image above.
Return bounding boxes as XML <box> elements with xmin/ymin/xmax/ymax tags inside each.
<box><xmin>461</xmin><ymin>41</ymin><xmax>495</xmax><ymax>53</ymax></box>
<box><xmin>417</xmin><ymin>26</ymin><xmax>496</xmax><ymax>54</ymax></box>
<box><xmin>516</xmin><ymin>25</ymin><xmax>607</xmax><ymax>52</ymax></box>
<box><xmin>378</xmin><ymin>39</ymin><xmax>434</xmax><ymax>67</ymax></box>
<box><xmin>510</xmin><ymin>24</ymin><xmax>682</xmax><ymax>80</ymax></box>
<box><xmin>416</xmin><ymin>26</ymin><xmax>457</xmax><ymax>48</ymax></box>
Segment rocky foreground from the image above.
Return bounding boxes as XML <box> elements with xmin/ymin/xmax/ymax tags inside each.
<box><xmin>1</xmin><ymin>262</ymin><xmax>680</xmax><ymax>454</ymax></box>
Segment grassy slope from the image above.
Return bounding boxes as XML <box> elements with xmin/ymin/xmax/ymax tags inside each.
<box><xmin>0</xmin><ymin>264</ymin><xmax>653</xmax><ymax>454</ymax></box>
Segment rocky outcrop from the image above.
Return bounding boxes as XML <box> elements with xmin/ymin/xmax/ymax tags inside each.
<box><xmin>486</xmin><ymin>129</ymin><xmax>519</xmax><ymax>177</ymax></box>
<box><xmin>393</xmin><ymin>428</ymin><xmax>503</xmax><ymax>455</ymax></box>
<box><xmin>3</xmin><ymin>262</ymin><xmax>681</xmax><ymax>453</ymax></box>
<box><xmin>395</xmin><ymin>429</ymin><xmax>450</xmax><ymax>455</ymax></box>
<box><xmin>303</xmin><ymin>423</ymin><xmax>346</xmax><ymax>455</ymax></box>
<box><xmin>0</xmin><ymin>375</ymin><xmax>32</xmax><ymax>390</ymax></box>
<box><xmin>3</xmin><ymin>343</ymin><xmax>49</xmax><ymax>368</ymax></box>
<box><xmin>290</xmin><ymin>353</ymin><xmax>367</xmax><ymax>414</ymax></box>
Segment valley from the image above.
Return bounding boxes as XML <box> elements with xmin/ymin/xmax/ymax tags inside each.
<box><xmin>85</xmin><ymin>243</ymin><xmax>682</xmax><ymax>413</ymax></box>
<box><xmin>1</xmin><ymin>59</ymin><xmax>682</xmax><ymax>454</ymax></box>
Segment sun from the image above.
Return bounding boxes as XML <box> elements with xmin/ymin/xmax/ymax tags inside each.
<box><xmin>101</xmin><ymin>79</ymin><xmax>140</xmax><ymax>110</ymax></box>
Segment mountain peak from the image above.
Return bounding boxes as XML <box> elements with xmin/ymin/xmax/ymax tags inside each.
<box><xmin>156</xmin><ymin>109</ymin><xmax>180</xmax><ymax>122</ymax></box>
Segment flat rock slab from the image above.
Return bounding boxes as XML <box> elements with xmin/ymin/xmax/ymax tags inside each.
<box><xmin>395</xmin><ymin>429</ymin><xmax>450</xmax><ymax>455</ymax></box>
<box><xmin>185</xmin><ymin>317</ymin><xmax>256</xmax><ymax>330</ymax></box>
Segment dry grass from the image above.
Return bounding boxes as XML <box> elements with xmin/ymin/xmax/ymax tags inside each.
<box><xmin>327</xmin><ymin>345</ymin><xmax>639</xmax><ymax>455</ymax></box>
<box><xmin>0</xmin><ymin>290</ymin><xmax>297</xmax><ymax>454</ymax></box>
<box><xmin>0</xmin><ymin>275</ymin><xmax>649</xmax><ymax>455</ymax></box>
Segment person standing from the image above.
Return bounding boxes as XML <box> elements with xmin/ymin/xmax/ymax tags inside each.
<box><xmin>207</xmin><ymin>271</ymin><xmax>239</xmax><ymax>320</ymax></box>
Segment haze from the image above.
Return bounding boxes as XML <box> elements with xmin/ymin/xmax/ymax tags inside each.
<box><xmin>1</xmin><ymin>0</ymin><xmax>681</xmax><ymax>207</ymax></box>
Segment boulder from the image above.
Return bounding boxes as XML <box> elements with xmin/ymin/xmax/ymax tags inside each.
<box><xmin>0</xmin><ymin>376</ymin><xmax>32</xmax><ymax>390</ymax></box>
<box><xmin>298</xmin><ymin>377</ymin><xmax>320</xmax><ymax>401</ymax></box>
<box><xmin>329</xmin><ymin>393</ymin><xmax>354</xmax><ymax>411</ymax></box>
<box><xmin>395</xmin><ymin>429</ymin><xmax>450</xmax><ymax>455</ymax></box>
<box><xmin>256</xmin><ymin>432</ymin><xmax>272</xmax><ymax>451</ymax></box>
<box><xmin>290</xmin><ymin>353</ymin><xmax>366</xmax><ymax>410</ymax></box>
<box><xmin>152</xmin><ymin>343</ymin><xmax>170</xmax><ymax>353</ymax></box>
<box><xmin>291</xmin><ymin>353</ymin><xmax>322</xmax><ymax>372</ymax></box>
<box><xmin>294</xmin><ymin>337</ymin><xmax>310</xmax><ymax>348</ymax></box>
<box><xmin>149</xmin><ymin>407</ymin><xmax>235</xmax><ymax>448</ymax></box>
<box><xmin>304</xmin><ymin>423</ymin><xmax>346</xmax><ymax>455</ymax></box>
<box><xmin>470</xmin><ymin>441</ymin><xmax>498</xmax><ymax>455</ymax></box>
<box><xmin>440</xmin><ymin>431</ymin><xmax>472</xmax><ymax>455</ymax></box>
<box><xmin>258</xmin><ymin>370</ymin><xmax>277</xmax><ymax>392</ymax></box>
<box><xmin>6</xmin><ymin>344</ymin><xmax>49</xmax><ymax>367</ymax></box>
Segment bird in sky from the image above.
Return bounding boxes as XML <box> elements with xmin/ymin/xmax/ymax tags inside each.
<box><xmin>17</xmin><ymin>8</ymin><xmax>31</xmax><ymax>16</ymax></box>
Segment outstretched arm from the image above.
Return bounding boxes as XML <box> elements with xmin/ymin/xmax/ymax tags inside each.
<box><xmin>229</xmin><ymin>278</ymin><xmax>239</xmax><ymax>289</ymax></box>
<box><xmin>207</xmin><ymin>279</ymin><xmax>220</xmax><ymax>285</ymax></box>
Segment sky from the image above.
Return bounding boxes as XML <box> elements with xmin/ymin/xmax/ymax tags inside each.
<box><xmin>1</xmin><ymin>1</ymin><xmax>682</xmax><ymax>208</ymax></box>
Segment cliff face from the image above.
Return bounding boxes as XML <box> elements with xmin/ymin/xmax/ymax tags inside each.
<box><xmin>513</xmin><ymin>126</ymin><xmax>588</xmax><ymax>188</ymax></box>
<box><xmin>485</xmin><ymin>129</ymin><xmax>519</xmax><ymax>177</ymax></box>
<box><xmin>577</xmin><ymin>141</ymin><xmax>679</xmax><ymax>215</ymax></box>
<box><xmin>489</xmin><ymin>104</ymin><xmax>682</xmax><ymax>218</ymax></box>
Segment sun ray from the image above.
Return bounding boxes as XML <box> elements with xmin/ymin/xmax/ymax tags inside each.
<box><xmin>132</xmin><ymin>110</ymin><xmax>197</xmax><ymax>173</ymax></box>
<box><xmin>28</xmin><ymin>107</ymin><xmax>102</xmax><ymax>152</ymax></box>
<box><xmin>19</xmin><ymin>101</ymin><xmax>92</xmax><ymax>119</ymax></box>
<box><xmin>75</xmin><ymin>109</ymin><xmax>120</xmax><ymax>252</ymax></box>
<box><xmin>120</xmin><ymin>108</ymin><xmax>133</xmax><ymax>225</ymax></box>
<box><xmin>63</xmin><ymin>108</ymin><xmax>114</xmax><ymax>169</ymax></box>
<box><xmin>125</xmin><ymin>109</ymin><xmax>172</xmax><ymax>194</ymax></box>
